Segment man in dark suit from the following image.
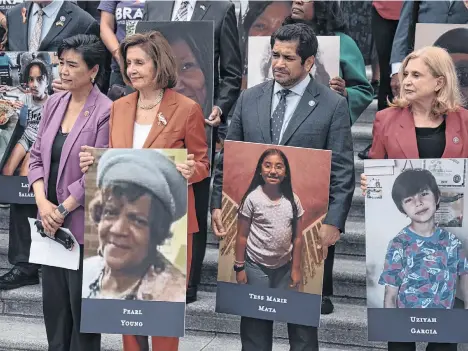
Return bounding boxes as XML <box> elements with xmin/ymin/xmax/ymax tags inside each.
<box><xmin>143</xmin><ymin>0</ymin><xmax>242</xmax><ymax>303</ymax></box>
<box><xmin>210</xmin><ymin>23</ymin><xmax>354</xmax><ymax>350</ymax></box>
<box><xmin>6</xmin><ymin>0</ymin><xmax>98</xmax><ymax>52</ymax></box>
<box><xmin>0</xmin><ymin>0</ymin><xmax>98</xmax><ymax>291</ymax></box>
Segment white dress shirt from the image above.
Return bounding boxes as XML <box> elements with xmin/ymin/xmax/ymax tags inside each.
<box><xmin>271</xmin><ymin>74</ymin><xmax>311</xmax><ymax>143</ymax></box>
<box><xmin>28</xmin><ymin>0</ymin><xmax>64</xmax><ymax>44</ymax></box>
<box><xmin>132</xmin><ymin>122</ymin><xmax>152</xmax><ymax>149</ymax></box>
<box><xmin>171</xmin><ymin>0</ymin><xmax>197</xmax><ymax>21</ymax></box>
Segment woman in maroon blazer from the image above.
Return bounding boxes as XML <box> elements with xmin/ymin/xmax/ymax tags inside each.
<box><xmin>368</xmin><ymin>46</ymin><xmax>468</xmax><ymax>161</ymax></box>
<box><xmin>363</xmin><ymin>46</ymin><xmax>467</xmax><ymax>351</ymax></box>
<box><xmin>28</xmin><ymin>35</ymin><xmax>111</xmax><ymax>351</ymax></box>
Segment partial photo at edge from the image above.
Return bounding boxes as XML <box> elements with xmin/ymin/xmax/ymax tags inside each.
<box><xmin>0</xmin><ymin>51</ymin><xmax>58</xmax><ymax>205</ymax></box>
<box><xmin>366</xmin><ymin>158</ymin><xmax>468</xmax><ymax>343</ymax></box>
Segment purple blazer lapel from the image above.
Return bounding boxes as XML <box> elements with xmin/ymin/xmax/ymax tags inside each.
<box><xmin>57</xmin><ymin>86</ymin><xmax>100</xmax><ymax>183</ymax></box>
<box><xmin>41</xmin><ymin>91</ymin><xmax>71</xmax><ymax>183</ymax></box>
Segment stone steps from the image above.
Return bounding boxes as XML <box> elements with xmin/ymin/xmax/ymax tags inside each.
<box><xmin>0</xmin><ymin>315</ymin><xmax>382</xmax><ymax>351</ymax></box>
<box><xmin>0</xmin><ymin>284</ymin><xmax>382</xmax><ymax>350</ymax></box>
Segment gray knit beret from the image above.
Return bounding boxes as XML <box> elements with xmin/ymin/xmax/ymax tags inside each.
<box><xmin>96</xmin><ymin>149</ymin><xmax>187</xmax><ymax>223</ymax></box>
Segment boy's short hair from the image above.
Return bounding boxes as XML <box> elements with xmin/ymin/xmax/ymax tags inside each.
<box><xmin>391</xmin><ymin>168</ymin><xmax>441</xmax><ymax>214</ymax></box>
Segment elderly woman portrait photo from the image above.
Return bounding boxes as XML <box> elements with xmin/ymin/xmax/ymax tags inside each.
<box><xmin>79</xmin><ymin>30</ymin><xmax>209</xmax><ymax>351</ymax></box>
<box><xmin>82</xmin><ymin>148</ymin><xmax>188</xmax><ymax>302</ymax></box>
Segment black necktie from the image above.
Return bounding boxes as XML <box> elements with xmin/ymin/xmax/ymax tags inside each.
<box><xmin>271</xmin><ymin>89</ymin><xmax>291</xmax><ymax>144</ymax></box>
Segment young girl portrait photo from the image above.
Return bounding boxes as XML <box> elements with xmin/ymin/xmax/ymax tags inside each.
<box><xmin>217</xmin><ymin>141</ymin><xmax>331</xmax><ymax>295</ymax></box>
<box><xmin>235</xmin><ymin>148</ymin><xmax>304</xmax><ymax>291</ymax></box>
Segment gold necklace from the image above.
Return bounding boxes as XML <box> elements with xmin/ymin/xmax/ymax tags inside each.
<box><xmin>137</xmin><ymin>89</ymin><xmax>164</xmax><ymax>110</ymax></box>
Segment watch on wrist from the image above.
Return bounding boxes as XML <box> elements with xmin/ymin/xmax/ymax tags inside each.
<box><xmin>233</xmin><ymin>263</ymin><xmax>245</xmax><ymax>272</ymax></box>
<box><xmin>57</xmin><ymin>203</ymin><xmax>69</xmax><ymax>217</ymax></box>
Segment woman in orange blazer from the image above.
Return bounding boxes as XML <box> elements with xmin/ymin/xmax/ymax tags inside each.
<box><xmin>362</xmin><ymin>46</ymin><xmax>467</xmax><ymax>351</ymax></box>
<box><xmin>79</xmin><ymin>31</ymin><xmax>209</xmax><ymax>351</ymax></box>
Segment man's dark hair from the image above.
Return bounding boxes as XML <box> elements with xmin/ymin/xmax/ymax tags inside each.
<box><xmin>270</xmin><ymin>23</ymin><xmax>318</xmax><ymax>64</ymax></box>
<box><xmin>57</xmin><ymin>34</ymin><xmax>106</xmax><ymax>87</ymax></box>
<box><xmin>391</xmin><ymin>169</ymin><xmax>441</xmax><ymax>214</ymax></box>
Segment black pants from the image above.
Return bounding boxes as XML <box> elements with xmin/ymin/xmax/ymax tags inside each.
<box><xmin>240</xmin><ymin>317</ymin><xmax>318</xmax><ymax>351</ymax></box>
<box><xmin>42</xmin><ymin>245</ymin><xmax>100</xmax><ymax>351</ymax></box>
<box><xmin>371</xmin><ymin>6</ymin><xmax>399</xmax><ymax>111</ymax></box>
<box><xmin>188</xmin><ymin>176</ymin><xmax>211</xmax><ymax>291</ymax></box>
<box><xmin>8</xmin><ymin>203</ymin><xmax>39</xmax><ymax>275</ymax></box>
<box><xmin>322</xmin><ymin>244</ymin><xmax>335</xmax><ymax>296</ymax></box>
<box><xmin>188</xmin><ymin>130</ymin><xmax>218</xmax><ymax>292</ymax></box>
<box><xmin>388</xmin><ymin>342</ymin><xmax>457</xmax><ymax>351</ymax></box>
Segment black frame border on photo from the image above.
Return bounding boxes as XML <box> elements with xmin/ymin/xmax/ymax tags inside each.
<box><xmin>0</xmin><ymin>175</ymin><xmax>35</xmax><ymax>204</ymax></box>
<box><xmin>368</xmin><ymin>307</ymin><xmax>468</xmax><ymax>343</ymax></box>
<box><xmin>80</xmin><ymin>298</ymin><xmax>185</xmax><ymax>337</ymax></box>
<box><xmin>133</xmin><ymin>20</ymin><xmax>215</xmax><ymax>166</ymax></box>
<box><xmin>216</xmin><ymin>282</ymin><xmax>321</xmax><ymax>327</ymax></box>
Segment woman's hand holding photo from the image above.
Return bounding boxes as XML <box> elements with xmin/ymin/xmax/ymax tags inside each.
<box><xmin>236</xmin><ymin>270</ymin><xmax>248</xmax><ymax>284</ymax></box>
<box><xmin>79</xmin><ymin>145</ymin><xmax>95</xmax><ymax>173</ymax></box>
<box><xmin>360</xmin><ymin>173</ymin><xmax>367</xmax><ymax>196</ymax></box>
<box><xmin>329</xmin><ymin>76</ymin><xmax>347</xmax><ymax>97</ymax></box>
<box><xmin>205</xmin><ymin>106</ymin><xmax>222</xmax><ymax>127</ymax></box>
<box><xmin>211</xmin><ymin>209</ymin><xmax>227</xmax><ymax>237</ymax></box>
<box><xmin>290</xmin><ymin>267</ymin><xmax>301</xmax><ymax>289</ymax></box>
<box><xmin>317</xmin><ymin>224</ymin><xmax>340</xmax><ymax>260</ymax></box>
<box><xmin>176</xmin><ymin>153</ymin><xmax>195</xmax><ymax>180</ymax></box>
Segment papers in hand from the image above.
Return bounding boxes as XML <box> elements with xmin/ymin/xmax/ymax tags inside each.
<box><xmin>28</xmin><ymin>218</ymin><xmax>80</xmax><ymax>270</ymax></box>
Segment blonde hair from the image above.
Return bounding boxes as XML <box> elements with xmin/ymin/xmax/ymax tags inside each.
<box><xmin>390</xmin><ymin>46</ymin><xmax>464</xmax><ymax>116</ymax></box>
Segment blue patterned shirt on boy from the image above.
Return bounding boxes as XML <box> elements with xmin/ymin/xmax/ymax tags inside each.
<box><xmin>379</xmin><ymin>227</ymin><xmax>468</xmax><ymax>308</ymax></box>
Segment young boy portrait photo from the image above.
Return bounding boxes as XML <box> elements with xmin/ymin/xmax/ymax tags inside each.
<box><xmin>379</xmin><ymin>168</ymin><xmax>468</xmax><ymax>309</ymax></box>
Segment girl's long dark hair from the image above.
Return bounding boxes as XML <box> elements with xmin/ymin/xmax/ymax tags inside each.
<box><xmin>238</xmin><ymin>148</ymin><xmax>299</xmax><ymax>238</ymax></box>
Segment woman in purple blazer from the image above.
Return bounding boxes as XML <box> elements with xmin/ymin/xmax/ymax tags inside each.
<box><xmin>28</xmin><ymin>34</ymin><xmax>111</xmax><ymax>351</ymax></box>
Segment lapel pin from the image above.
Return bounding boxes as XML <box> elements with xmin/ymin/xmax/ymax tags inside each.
<box><xmin>21</xmin><ymin>7</ymin><xmax>27</xmax><ymax>24</ymax></box>
<box><xmin>60</xmin><ymin>16</ymin><xmax>66</xmax><ymax>22</ymax></box>
<box><xmin>453</xmin><ymin>136</ymin><xmax>460</xmax><ymax>144</ymax></box>
<box><xmin>158</xmin><ymin>112</ymin><xmax>167</xmax><ymax>126</ymax></box>
<box><xmin>200</xmin><ymin>4</ymin><xmax>206</xmax><ymax>10</ymax></box>
<box><xmin>55</xmin><ymin>21</ymin><xmax>64</xmax><ymax>27</ymax></box>
<box><xmin>84</xmin><ymin>110</ymin><xmax>89</xmax><ymax>117</ymax></box>
<box><xmin>308</xmin><ymin>100</ymin><xmax>315</xmax><ymax>107</ymax></box>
